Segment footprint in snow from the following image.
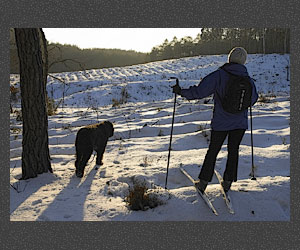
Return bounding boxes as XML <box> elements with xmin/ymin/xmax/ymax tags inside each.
<box><xmin>238</xmin><ymin>188</ymin><xmax>248</xmax><ymax>192</ymax></box>
<box><xmin>32</xmin><ymin>199</ymin><xmax>43</xmax><ymax>205</ymax></box>
<box><xmin>34</xmin><ymin>208</ymin><xmax>41</xmax><ymax>213</ymax></box>
<box><xmin>97</xmin><ymin>210</ymin><xmax>108</xmax><ymax>217</ymax></box>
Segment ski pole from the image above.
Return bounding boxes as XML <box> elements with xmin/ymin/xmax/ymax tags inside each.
<box><xmin>165</xmin><ymin>77</ymin><xmax>179</xmax><ymax>189</ymax></box>
<box><xmin>250</xmin><ymin>105</ymin><xmax>256</xmax><ymax>180</ymax></box>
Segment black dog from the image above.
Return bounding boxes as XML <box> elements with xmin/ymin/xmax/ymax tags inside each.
<box><xmin>75</xmin><ymin>121</ymin><xmax>114</xmax><ymax>178</ymax></box>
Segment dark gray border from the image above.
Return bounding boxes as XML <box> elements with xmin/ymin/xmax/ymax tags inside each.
<box><xmin>2</xmin><ymin>0</ymin><xmax>300</xmax><ymax>249</ymax></box>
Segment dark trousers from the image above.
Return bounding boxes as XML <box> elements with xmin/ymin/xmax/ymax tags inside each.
<box><xmin>198</xmin><ymin>129</ymin><xmax>246</xmax><ymax>182</ymax></box>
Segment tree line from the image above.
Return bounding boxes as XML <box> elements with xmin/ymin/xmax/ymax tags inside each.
<box><xmin>10</xmin><ymin>33</ymin><xmax>149</xmax><ymax>73</ymax></box>
<box><xmin>149</xmin><ymin>28</ymin><xmax>290</xmax><ymax>61</ymax></box>
<box><xmin>10</xmin><ymin>28</ymin><xmax>290</xmax><ymax>74</ymax></box>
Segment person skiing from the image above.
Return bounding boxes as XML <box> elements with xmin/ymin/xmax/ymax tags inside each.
<box><xmin>172</xmin><ymin>47</ymin><xmax>258</xmax><ymax>193</ymax></box>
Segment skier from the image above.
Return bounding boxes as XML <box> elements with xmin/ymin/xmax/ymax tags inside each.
<box><xmin>172</xmin><ymin>47</ymin><xmax>258</xmax><ymax>193</ymax></box>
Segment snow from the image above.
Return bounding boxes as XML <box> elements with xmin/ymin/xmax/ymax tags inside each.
<box><xmin>10</xmin><ymin>54</ymin><xmax>290</xmax><ymax>221</ymax></box>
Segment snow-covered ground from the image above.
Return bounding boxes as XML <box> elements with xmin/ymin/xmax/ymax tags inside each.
<box><xmin>10</xmin><ymin>54</ymin><xmax>290</xmax><ymax>221</ymax></box>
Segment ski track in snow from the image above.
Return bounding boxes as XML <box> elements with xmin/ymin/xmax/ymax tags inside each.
<box><xmin>10</xmin><ymin>54</ymin><xmax>290</xmax><ymax>221</ymax></box>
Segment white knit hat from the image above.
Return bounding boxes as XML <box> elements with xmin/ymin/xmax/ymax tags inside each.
<box><xmin>228</xmin><ymin>47</ymin><xmax>247</xmax><ymax>65</ymax></box>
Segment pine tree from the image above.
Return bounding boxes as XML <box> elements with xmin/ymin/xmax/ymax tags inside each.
<box><xmin>14</xmin><ymin>28</ymin><xmax>53</xmax><ymax>179</ymax></box>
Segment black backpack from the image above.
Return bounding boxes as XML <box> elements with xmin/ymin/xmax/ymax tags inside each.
<box><xmin>217</xmin><ymin>65</ymin><xmax>253</xmax><ymax>114</ymax></box>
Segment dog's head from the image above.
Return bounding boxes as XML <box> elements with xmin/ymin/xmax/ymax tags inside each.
<box><xmin>102</xmin><ymin>121</ymin><xmax>114</xmax><ymax>137</ymax></box>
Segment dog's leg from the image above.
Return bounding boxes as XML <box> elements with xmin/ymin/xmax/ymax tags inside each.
<box><xmin>76</xmin><ymin>147</ymin><xmax>93</xmax><ymax>177</ymax></box>
<box><xmin>96</xmin><ymin>140</ymin><xmax>107</xmax><ymax>165</ymax></box>
<box><xmin>75</xmin><ymin>153</ymin><xmax>82</xmax><ymax>176</ymax></box>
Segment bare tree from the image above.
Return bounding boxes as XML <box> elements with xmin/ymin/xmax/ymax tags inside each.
<box><xmin>14</xmin><ymin>28</ymin><xmax>53</xmax><ymax>179</ymax></box>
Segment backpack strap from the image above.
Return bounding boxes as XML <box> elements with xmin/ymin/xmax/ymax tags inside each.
<box><xmin>214</xmin><ymin>69</ymin><xmax>224</xmax><ymax>101</ymax></box>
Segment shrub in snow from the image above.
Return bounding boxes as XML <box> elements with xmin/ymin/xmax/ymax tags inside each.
<box><xmin>125</xmin><ymin>182</ymin><xmax>149</xmax><ymax>211</ymax></box>
<box><xmin>14</xmin><ymin>110</ymin><xmax>22</xmax><ymax>121</ymax></box>
<box><xmin>112</xmin><ymin>87</ymin><xmax>130</xmax><ymax>107</ymax></box>
<box><xmin>125</xmin><ymin>182</ymin><xmax>166</xmax><ymax>211</ymax></box>
<box><xmin>258</xmin><ymin>94</ymin><xmax>271</xmax><ymax>103</ymax></box>
<box><xmin>125</xmin><ymin>175</ymin><xmax>169</xmax><ymax>211</ymax></box>
<box><xmin>112</xmin><ymin>98</ymin><xmax>121</xmax><ymax>108</ymax></box>
<box><xmin>258</xmin><ymin>93</ymin><xmax>276</xmax><ymax>103</ymax></box>
<box><xmin>139</xmin><ymin>156</ymin><xmax>150</xmax><ymax>168</ymax></box>
<box><xmin>145</xmin><ymin>188</ymin><xmax>170</xmax><ymax>207</ymax></box>
<box><xmin>46</xmin><ymin>96</ymin><xmax>59</xmax><ymax>116</ymax></box>
<box><xmin>10</xmin><ymin>85</ymin><xmax>19</xmax><ymax>103</ymax></box>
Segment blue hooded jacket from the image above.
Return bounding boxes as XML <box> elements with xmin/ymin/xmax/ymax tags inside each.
<box><xmin>180</xmin><ymin>63</ymin><xmax>258</xmax><ymax>131</ymax></box>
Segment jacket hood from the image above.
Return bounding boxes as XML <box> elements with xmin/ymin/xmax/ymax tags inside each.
<box><xmin>221</xmin><ymin>62</ymin><xmax>249</xmax><ymax>77</ymax></box>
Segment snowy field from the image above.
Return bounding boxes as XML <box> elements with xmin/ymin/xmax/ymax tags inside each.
<box><xmin>10</xmin><ymin>54</ymin><xmax>290</xmax><ymax>221</ymax></box>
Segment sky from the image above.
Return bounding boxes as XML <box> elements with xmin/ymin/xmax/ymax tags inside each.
<box><xmin>43</xmin><ymin>28</ymin><xmax>202</xmax><ymax>53</ymax></box>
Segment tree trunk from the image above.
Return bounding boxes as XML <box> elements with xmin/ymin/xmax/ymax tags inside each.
<box><xmin>14</xmin><ymin>28</ymin><xmax>52</xmax><ymax>179</ymax></box>
<box><xmin>38</xmin><ymin>28</ymin><xmax>52</xmax><ymax>112</ymax></box>
<box><xmin>39</xmin><ymin>29</ymin><xmax>48</xmax><ymax>86</ymax></box>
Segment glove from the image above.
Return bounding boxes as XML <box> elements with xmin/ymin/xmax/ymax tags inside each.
<box><xmin>172</xmin><ymin>84</ymin><xmax>182</xmax><ymax>95</ymax></box>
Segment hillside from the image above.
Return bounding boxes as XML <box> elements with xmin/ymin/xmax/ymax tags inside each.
<box><xmin>10</xmin><ymin>54</ymin><xmax>290</xmax><ymax>221</ymax></box>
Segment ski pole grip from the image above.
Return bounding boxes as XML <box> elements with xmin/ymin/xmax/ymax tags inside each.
<box><xmin>170</xmin><ymin>77</ymin><xmax>179</xmax><ymax>86</ymax></box>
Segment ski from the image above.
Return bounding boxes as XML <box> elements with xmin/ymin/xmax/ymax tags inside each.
<box><xmin>180</xmin><ymin>167</ymin><xmax>218</xmax><ymax>216</ymax></box>
<box><xmin>214</xmin><ymin>169</ymin><xmax>235</xmax><ymax>214</ymax></box>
